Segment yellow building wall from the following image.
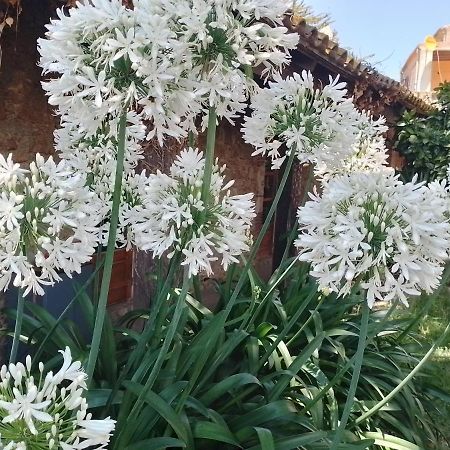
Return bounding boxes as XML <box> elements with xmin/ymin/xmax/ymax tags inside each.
<box><xmin>431</xmin><ymin>59</ymin><xmax>450</xmax><ymax>89</ymax></box>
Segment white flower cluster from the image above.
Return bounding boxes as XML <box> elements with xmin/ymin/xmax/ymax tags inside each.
<box><xmin>54</xmin><ymin>112</ymin><xmax>150</xmax><ymax>247</ymax></box>
<box><xmin>37</xmin><ymin>0</ymin><xmax>292</xmax><ymax>258</ymax></box>
<box><xmin>242</xmin><ymin>71</ymin><xmax>364</xmax><ymax>169</ymax></box>
<box><xmin>0</xmin><ymin>154</ymin><xmax>100</xmax><ymax>296</ymax></box>
<box><xmin>54</xmin><ymin>112</ymin><xmax>146</xmax><ymax>178</ymax></box>
<box><xmin>315</xmin><ymin>114</ymin><xmax>391</xmax><ymax>181</ymax></box>
<box><xmin>38</xmin><ymin>0</ymin><xmax>194</xmax><ymax>143</ymax></box>
<box><xmin>315</xmin><ymin>135</ymin><xmax>391</xmax><ymax>182</ymax></box>
<box><xmin>38</xmin><ymin>0</ymin><xmax>298</xmax><ymax>142</ymax></box>
<box><xmin>295</xmin><ymin>171</ymin><xmax>450</xmax><ymax>307</ymax></box>
<box><xmin>428</xmin><ymin>179</ymin><xmax>450</xmax><ymax>219</ymax></box>
<box><xmin>0</xmin><ymin>347</ymin><xmax>115</xmax><ymax>449</ymax></box>
<box><xmin>129</xmin><ymin>148</ymin><xmax>256</xmax><ymax>276</ymax></box>
<box><xmin>153</xmin><ymin>0</ymin><xmax>299</xmax><ymax>126</ymax></box>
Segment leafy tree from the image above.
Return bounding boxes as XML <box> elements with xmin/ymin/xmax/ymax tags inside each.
<box><xmin>395</xmin><ymin>82</ymin><xmax>450</xmax><ymax>182</ymax></box>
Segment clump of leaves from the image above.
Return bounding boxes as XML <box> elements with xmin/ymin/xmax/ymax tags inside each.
<box><xmin>395</xmin><ymin>82</ymin><xmax>450</xmax><ymax>182</ymax></box>
<box><xmin>8</xmin><ymin>261</ymin><xmax>450</xmax><ymax>450</ymax></box>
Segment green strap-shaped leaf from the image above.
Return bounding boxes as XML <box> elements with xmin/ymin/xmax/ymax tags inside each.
<box><xmin>269</xmin><ymin>333</ymin><xmax>325</xmax><ymax>401</ymax></box>
<box><xmin>199</xmin><ymin>373</ymin><xmax>261</xmax><ymax>405</ymax></box>
<box><xmin>362</xmin><ymin>432</ymin><xmax>424</xmax><ymax>450</ymax></box>
<box><xmin>125</xmin><ymin>437</ymin><xmax>186</xmax><ymax>450</ymax></box>
<box><xmin>254</xmin><ymin>427</ymin><xmax>275</xmax><ymax>450</ymax></box>
<box><xmin>246</xmin><ymin>431</ymin><xmax>328</xmax><ymax>450</ymax></box>
<box><xmin>85</xmin><ymin>389</ymin><xmax>122</xmax><ymax>408</ymax></box>
<box><xmin>230</xmin><ymin>400</ymin><xmax>296</xmax><ymax>431</ymax></box>
<box><xmin>193</xmin><ymin>421</ymin><xmax>241</xmax><ymax>447</ymax></box>
<box><xmin>123</xmin><ymin>381</ymin><xmax>190</xmax><ymax>444</ymax></box>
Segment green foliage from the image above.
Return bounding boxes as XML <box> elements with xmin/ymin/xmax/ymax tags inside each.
<box><xmin>395</xmin><ymin>82</ymin><xmax>450</xmax><ymax>182</ymax></box>
<box><xmin>397</xmin><ymin>289</ymin><xmax>450</xmax><ymax>449</ymax></box>
<box><xmin>8</xmin><ymin>260</ymin><xmax>450</xmax><ymax>449</ymax></box>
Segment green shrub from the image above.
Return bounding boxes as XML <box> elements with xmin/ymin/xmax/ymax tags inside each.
<box><xmin>395</xmin><ymin>82</ymin><xmax>450</xmax><ymax>182</ymax></box>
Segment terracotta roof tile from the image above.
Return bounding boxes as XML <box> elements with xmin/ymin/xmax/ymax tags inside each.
<box><xmin>286</xmin><ymin>17</ymin><xmax>433</xmax><ymax>113</ymax></box>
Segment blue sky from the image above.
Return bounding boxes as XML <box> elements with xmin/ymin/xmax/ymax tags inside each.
<box><xmin>309</xmin><ymin>0</ymin><xmax>450</xmax><ymax>80</ymax></box>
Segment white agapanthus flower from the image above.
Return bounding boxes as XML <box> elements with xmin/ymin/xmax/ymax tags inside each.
<box><xmin>38</xmin><ymin>0</ymin><xmax>199</xmax><ymax>144</ymax></box>
<box><xmin>55</xmin><ymin>112</ymin><xmax>146</xmax><ymax>177</ymax></box>
<box><xmin>428</xmin><ymin>179</ymin><xmax>450</xmax><ymax>219</ymax></box>
<box><xmin>39</xmin><ymin>0</ymin><xmax>299</xmax><ymax>140</ymax></box>
<box><xmin>0</xmin><ymin>154</ymin><xmax>26</xmax><ymax>190</ymax></box>
<box><xmin>129</xmin><ymin>148</ymin><xmax>256</xmax><ymax>276</ymax></box>
<box><xmin>0</xmin><ymin>154</ymin><xmax>101</xmax><ymax>296</ymax></box>
<box><xmin>142</xmin><ymin>0</ymin><xmax>299</xmax><ymax>127</ymax></box>
<box><xmin>97</xmin><ymin>170</ymin><xmax>155</xmax><ymax>248</ymax></box>
<box><xmin>315</xmin><ymin>112</ymin><xmax>391</xmax><ymax>181</ymax></box>
<box><xmin>295</xmin><ymin>171</ymin><xmax>450</xmax><ymax>307</ymax></box>
<box><xmin>242</xmin><ymin>71</ymin><xmax>364</xmax><ymax>169</ymax></box>
<box><xmin>314</xmin><ymin>135</ymin><xmax>391</xmax><ymax>182</ymax></box>
<box><xmin>0</xmin><ymin>348</ymin><xmax>115</xmax><ymax>449</ymax></box>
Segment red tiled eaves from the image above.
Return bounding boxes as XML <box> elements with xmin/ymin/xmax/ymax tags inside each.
<box><xmin>285</xmin><ymin>17</ymin><xmax>433</xmax><ymax>113</ymax></box>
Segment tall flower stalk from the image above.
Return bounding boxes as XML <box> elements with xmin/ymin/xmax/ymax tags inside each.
<box><xmin>201</xmin><ymin>107</ymin><xmax>217</xmax><ymax>206</ymax></box>
<box><xmin>330</xmin><ymin>301</ymin><xmax>370</xmax><ymax>450</ymax></box>
<box><xmin>113</xmin><ymin>270</ymin><xmax>192</xmax><ymax>449</ymax></box>
<box><xmin>8</xmin><ymin>287</ymin><xmax>24</xmax><ymax>365</ymax></box>
<box><xmin>86</xmin><ymin>112</ymin><xmax>127</xmax><ymax>382</ymax></box>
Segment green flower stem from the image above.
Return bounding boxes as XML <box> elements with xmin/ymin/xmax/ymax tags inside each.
<box><xmin>330</xmin><ymin>301</ymin><xmax>370</xmax><ymax>450</ymax></box>
<box><xmin>201</xmin><ymin>107</ymin><xmax>217</xmax><ymax>206</ymax></box>
<box><xmin>279</xmin><ymin>164</ymin><xmax>315</xmax><ymax>265</ymax></box>
<box><xmin>170</xmin><ymin>150</ymin><xmax>298</xmax><ymax>413</ymax></box>
<box><xmin>105</xmin><ymin>253</ymin><xmax>181</xmax><ymax>412</ymax></box>
<box><xmin>193</xmin><ymin>275</ymin><xmax>203</xmax><ymax>303</ymax></box>
<box><xmin>188</xmin><ymin>130</ymin><xmax>196</xmax><ymax>147</ymax></box>
<box><xmin>86</xmin><ymin>112</ymin><xmax>127</xmax><ymax>384</ymax></box>
<box><xmin>256</xmin><ymin>286</ymin><xmax>318</xmax><ymax>371</ymax></box>
<box><xmin>355</xmin><ymin>313</ymin><xmax>450</xmax><ymax>426</ymax></box>
<box><xmin>240</xmin><ymin>257</ymin><xmax>297</xmax><ymax>331</ymax></box>
<box><xmin>33</xmin><ymin>261</ymin><xmax>105</xmax><ymax>365</ymax></box>
<box><xmin>92</xmin><ymin>244</ymin><xmax>104</xmax><ymax>306</ymax></box>
<box><xmin>286</xmin><ymin>295</ymin><xmax>325</xmax><ymax>347</ymax></box>
<box><xmin>114</xmin><ymin>271</ymin><xmax>191</xmax><ymax>449</ymax></box>
<box><xmin>9</xmin><ymin>287</ymin><xmax>24</xmax><ymax>364</ymax></box>
<box><xmin>131</xmin><ymin>253</ymin><xmax>181</xmax><ymax>368</ymax></box>
<box><xmin>302</xmin><ymin>300</ymin><xmax>399</xmax><ymax>415</ymax></box>
<box><xmin>225</xmin><ymin>149</ymin><xmax>297</xmax><ymax>317</ymax></box>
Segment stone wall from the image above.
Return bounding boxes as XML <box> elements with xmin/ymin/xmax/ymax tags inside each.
<box><xmin>0</xmin><ymin>0</ymin><xmax>56</xmax><ymax>164</ymax></box>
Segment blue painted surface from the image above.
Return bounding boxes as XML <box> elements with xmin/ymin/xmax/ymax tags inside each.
<box><xmin>5</xmin><ymin>263</ymin><xmax>95</xmax><ymax>361</ymax></box>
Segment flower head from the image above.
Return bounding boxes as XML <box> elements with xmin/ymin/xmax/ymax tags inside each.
<box><xmin>54</xmin><ymin>112</ymin><xmax>146</xmax><ymax>177</ymax></box>
<box><xmin>314</xmin><ymin>112</ymin><xmax>390</xmax><ymax>181</ymax></box>
<box><xmin>0</xmin><ymin>154</ymin><xmax>101</xmax><ymax>296</ymax></box>
<box><xmin>140</xmin><ymin>0</ymin><xmax>299</xmax><ymax>127</ymax></box>
<box><xmin>314</xmin><ymin>134</ymin><xmax>391</xmax><ymax>182</ymax></box>
<box><xmin>38</xmin><ymin>0</ymin><xmax>198</xmax><ymax>144</ymax></box>
<box><xmin>129</xmin><ymin>148</ymin><xmax>256</xmax><ymax>276</ymax></box>
<box><xmin>0</xmin><ymin>348</ymin><xmax>115</xmax><ymax>449</ymax></box>
<box><xmin>295</xmin><ymin>171</ymin><xmax>450</xmax><ymax>307</ymax></box>
<box><xmin>242</xmin><ymin>71</ymin><xmax>363</xmax><ymax>169</ymax></box>
<box><xmin>0</xmin><ymin>154</ymin><xmax>26</xmax><ymax>190</ymax></box>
